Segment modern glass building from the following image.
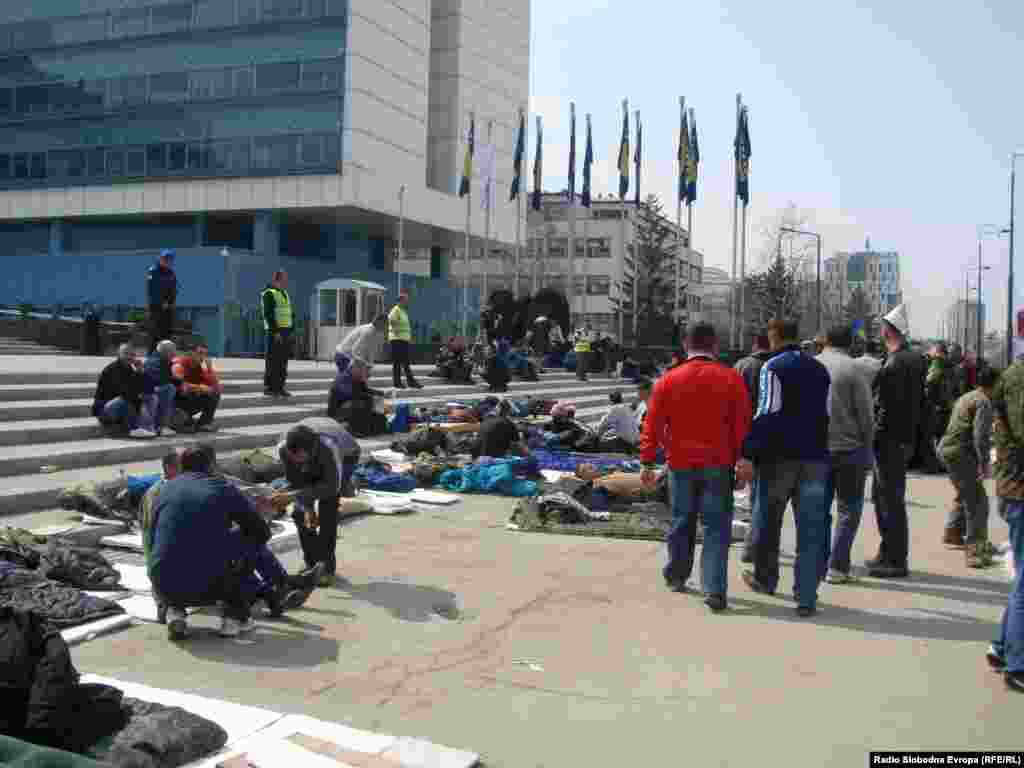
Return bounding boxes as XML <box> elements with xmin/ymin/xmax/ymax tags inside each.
<box><xmin>0</xmin><ymin>0</ymin><xmax>529</xmax><ymax>354</ymax></box>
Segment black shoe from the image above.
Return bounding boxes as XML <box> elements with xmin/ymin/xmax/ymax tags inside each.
<box><xmin>796</xmin><ymin>605</ymin><xmax>817</xmax><ymax>618</ymax></box>
<box><xmin>156</xmin><ymin>602</ymin><xmax>167</xmax><ymax>625</ymax></box>
<box><xmin>864</xmin><ymin>553</ymin><xmax>886</xmax><ymax>569</ymax></box>
<box><xmin>742</xmin><ymin>570</ymin><xmax>775</xmax><ymax>596</ymax></box>
<box><xmin>265</xmin><ymin>587</ymin><xmax>285</xmax><ymax>618</ymax></box>
<box><xmin>264</xmin><ymin>388</ymin><xmax>275</xmax><ymax>397</ymax></box>
<box><xmin>867</xmin><ymin>562</ymin><xmax>910</xmax><ymax>578</ymax></box>
<box><xmin>704</xmin><ymin>594</ymin><xmax>727</xmax><ymax>612</ymax></box>
<box><xmin>664</xmin><ymin>577</ymin><xmax>688</xmax><ymax>593</ymax></box>
<box><xmin>288</xmin><ymin>562</ymin><xmax>325</xmax><ymax>591</ymax></box>
<box><xmin>1005</xmin><ymin>671</ymin><xmax>1024</xmax><ymax>693</ymax></box>
<box><xmin>740</xmin><ymin>550</ymin><xmax>754</xmax><ymax>565</ymax></box>
<box><xmin>987</xmin><ymin>644</ymin><xmax>1007</xmax><ymax>673</ymax></box>
<box><xmin>279</xmin><ymin>390</ymin><xmax>293</xmax><ymax>398</ymax></box>
<box><xmin>408</xmin><ymin>381</ymin><xmax>424</xmax><ymax>390</ymax></box>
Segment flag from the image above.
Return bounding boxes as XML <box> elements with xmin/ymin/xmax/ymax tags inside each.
<box><xmin>735</xmin><ymin>106</ymin><xmax>751</xmax><ymax>205</ymax></box>
<box><xmin>687</xmin><ymin>110</ymin><xmax>699</xmax><ymax>203</ymax></box>
<box><xmin>479</xmin><ymin>138</ymin><xmax>496</xmax><ymax>211</ymax></box>
<box><xmin>617</xmin><ymin>102</ymin><xmax>630</xmax><ymax>200</ymax></box>
<box><xmin>678</xmin><ymin>102</ymin><xmax>690</xmax><ymax>205</ymax></box>
<box><xmin>509</xmin><ymin>110</ymin><xmax>525</xmax><ymax>201</ymax></box>
<box><xmin>531</xmin><ymin>115</ymin><xmax>543</xmax><ymax>211</ymax></box>
<box><xmin>581</xmin><ymin>114</ymin><xmax>594</xmax><ymax>208</ymax></box>
<box><xmin>633</xmin><ymin>112</ymin><xmax>642</xmax><ymax>206</ymax></box>
<box><xmin>567</xmin><ymin>103</ymin><xmax>576</xmax><ymax>202</ymax></box>
<box><xmin>459</xmin><ymin>114</ymin><xmax>475</xmax><ymax>198</ymax></box>
<box><xmin>852</xmin><ymin>319</ymin><xmax>866</xmax><ymax>340</ymax></box>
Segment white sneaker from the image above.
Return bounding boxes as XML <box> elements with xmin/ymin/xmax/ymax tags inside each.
<box><xmin>166</xmin><ymin>608</ymin><xmax>188</xmax><ymax>641</ymax></box>
<box><xmin>160</xmin><ymin>426</ymin><xmax>177</xmax><ymax>437</ymax></box>
<box><xmin>825</xmin><ymin>569</ymin><xmax>858</xmax><ymax>584</ymax></box>
<box><xmin>129</xmin><ymin>428</ymin><xmax>157</xmax><ymax>439</ymax></box>
<box><xmin>219</xmin><ymin>616</ymin><xmax>256</xmax><ymax>637</ymax></box>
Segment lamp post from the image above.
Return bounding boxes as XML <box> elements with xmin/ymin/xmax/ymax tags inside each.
<box><xmin>1007</xmin><ymin>152</ymin><xmax>1021</xmax><ymax>365</ymax></box>
<box><xmin>780</xmin><ymin>227</ymin><xmax>823</xmax><ymax>333</ymax></box>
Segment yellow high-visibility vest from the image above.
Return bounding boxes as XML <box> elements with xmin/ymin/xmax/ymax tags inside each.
<box><xmin>262</xmin><ymin>287</ymin><xmax>293</xmax><ymax>331</ymax></box>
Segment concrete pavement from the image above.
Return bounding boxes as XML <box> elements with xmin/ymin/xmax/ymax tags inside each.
<box><xmin>71</xmin><ymin>472</ymin><xmax>1017</xmax><ymax>767</ymax></box>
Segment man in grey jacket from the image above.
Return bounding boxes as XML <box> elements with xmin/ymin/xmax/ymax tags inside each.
<box><xmin>279</xmin><ymin>417</ymin><xmax>361</xmax><ymax>587</ymax></box>
<box><xmin>336</xmin><ymin>314</ymin><xmax>388</xmax><ymax>372</ymax></box>
<box><xmin>818</xmin><ymin>326</ymin><xmax>876</xmax><ymax>583</ymax></box>
<box><xmin>734</xmin><ymin>334</ymin><xmax>773</xmax><ymax>414</ymax></box>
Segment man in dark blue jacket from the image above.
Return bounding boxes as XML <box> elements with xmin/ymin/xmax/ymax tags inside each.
<box><xmin>146</xmin><ymin>249</ymin><xmax>178</xmax><ymax>353</ymax></box>
<box><xmin>739</xmin><ymin>318</ymin><xmax>832</xmax><ymax>617</ymax></box>
<box><xmin>149</xmin><ymin>445</ymin><xmax>271</xmax><ymax>640</ymax></box>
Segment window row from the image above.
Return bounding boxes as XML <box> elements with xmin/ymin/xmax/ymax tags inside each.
<box><xmin>0</xmin><ymin>58</ymin><xmax>341</xmax><ymax>120</ymax></box>
<box><xmin>0</xmin><ymin>0</ymin><xmax>346</xmax><ymax>53</ymax></box>
<box><xmin>525</xmin><ymin>237</ymin><xmax>613</xmax><ymax>259</ymax></box>
<box><xmin>0</xmin><ymin>131</ymin><xmax>338</xmax><ymax>186</ymax></box>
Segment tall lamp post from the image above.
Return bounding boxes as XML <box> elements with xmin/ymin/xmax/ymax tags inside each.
<box><xmin>1007</xmin><ymin>152</ymin><xmax>1021</xmax><ymax>365</ymax></box>
<box><xmin>781</xmin><ymin>226</ymin><xmax>823</xmax><ymax>333</ymax></box>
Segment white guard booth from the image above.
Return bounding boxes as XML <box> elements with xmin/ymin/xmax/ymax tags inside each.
<box><xmin>311</xmin><ymin>279</ymin><xmax>387</xmax><ymax>361</ymax></box>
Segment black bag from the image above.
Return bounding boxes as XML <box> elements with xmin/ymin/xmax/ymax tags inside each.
<box><xmin>393</xmin><ymin>427</ymin><xmax>450</xmax><ymax>457</ymax></box>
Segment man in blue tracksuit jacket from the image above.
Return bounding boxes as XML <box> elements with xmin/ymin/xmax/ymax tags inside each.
<box><xmin>146</xmin><ymin>249</ymin><xmax>178</xmax><ymax>353</ymax></box>
<box><xmin>739</xmin><ymin>318</ymin><xmax>832</xmax><ymax>616</ymax></box>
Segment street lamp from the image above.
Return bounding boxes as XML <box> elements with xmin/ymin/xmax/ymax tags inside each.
<box><xmin>1007</xmin><ymin>152</ymin><xmax>1022</xmax><ymax>365</ymax></box>
<box><xmin>780</xmin><ymin>226</ymin><xmax>823</xmax><ymax>333</ymax></box>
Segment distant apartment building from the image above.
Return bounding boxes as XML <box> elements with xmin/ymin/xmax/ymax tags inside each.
<box><xmin>945</xmin><ymin>299</ymin><xmax>986</xmax><ymax>355</ymax></box>
<box><xmin>823</xmin><ymin>239</ymin><xmax>902</xmax><ymax>321</ymax></box>
<box><xmin>448</xmin><ymin>193</ymin><xmax>704</xmax><ymax>342</ymax></box>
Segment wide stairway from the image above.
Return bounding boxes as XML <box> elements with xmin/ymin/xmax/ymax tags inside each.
<box><xmin>0</xmin><ymin>356</ymin><xmax>628</xmax><ymax>518</ymax></box>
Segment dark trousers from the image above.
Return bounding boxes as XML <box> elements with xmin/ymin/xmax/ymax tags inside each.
<box><xmin>264</xmin><ymin>330</ymin><xmax>291</xmax><ymax>393</ymax></box>
<box><xmin>175</xmin><ymin>390</ymin><xmax>220</xmax><ymax>426</ymax></box>
<box><xmin>575</xmin><ymin>351</ymin><xmax>589</xmax><ymax>380</ymax></box>
<box><xmin>751</xmin><ymin>460</ymin><xmax>830</xmax><ymax>608</ymax></box>
<box><xmin>292</xmin><ymin>495</ymin><xmax>341</xmax><ymax>575</ymax></box>
<box><xmin>872</xmin><ymin>440</ymin><xmax>912</xmax><ymax>568</ymax></box>
<box><xmin>156</xmin><ymin>561</ymin><xmax>251</xmax><ymax>622</ymax></box>
<box><xmin>148</xmin><ymin>305</ymin><xmax>174</xmax><ymax>352</ymax></box>
<box><xmin>944</xmin><ymin>452</ymin><xmax>989</xmax><ymax>545</ymax></box>
<box><xmin>825</xmin><ymin>448</ymin><xmax>871</xmax><ymax>574</ymax></box>
<box><xmin>390</xmin><ymin>340</ymin><xmax>418</xmax><ymax>387</ymax></box>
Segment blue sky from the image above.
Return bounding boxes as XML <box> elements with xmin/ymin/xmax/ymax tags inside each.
<box><xmin>527</xmin><ymin>0</ymin><xmax>1023</xmax><ymax>339</ymax></box>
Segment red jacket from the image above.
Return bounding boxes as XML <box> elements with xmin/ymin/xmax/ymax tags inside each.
<box><xmin>171</xmin><ymin>355</ymin><xmax>223</xmax><ymax>394</ymax></box>
<box><xmin>639</xmin><ymin>357</ymin><xmax>752</xmax><ymax>470</ymax></box>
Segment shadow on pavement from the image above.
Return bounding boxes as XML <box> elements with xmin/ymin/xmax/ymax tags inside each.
<box><xmin>330</xmin><ymin>578</ymin><xmax>460</xmax><ymax>623</ymax></box>
<box><xmin>181</xmin><ymin>624</ymin><xmax>340</xmax><ymax>667</ymax></box>
<box><xmin>855</xmin><ymin>576</ymin><xmax>1010</xmax><ymax>607</ymax></box>
<box><xmin>728</xmin><ymin>596</ymin><xmax>998</xmax><ymax>642</ymax></box>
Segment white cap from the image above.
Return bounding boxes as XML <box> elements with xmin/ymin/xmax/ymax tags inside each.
<box><xmin>882</xmin><ymin>304</ymin><xmax>909</xmax><ymax>337</ymax></box>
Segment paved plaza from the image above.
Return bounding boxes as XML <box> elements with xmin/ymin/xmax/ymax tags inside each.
<box><xmin>68</xmin><ymin>472</ymin><xmax>1017</xmax><ymax>767</ymax></box>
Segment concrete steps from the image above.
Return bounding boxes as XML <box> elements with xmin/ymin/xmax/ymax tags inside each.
<box><xmin>0</xmin><ymin>356</ymin><xmax>630</xmax><ymax>517</ymax></box>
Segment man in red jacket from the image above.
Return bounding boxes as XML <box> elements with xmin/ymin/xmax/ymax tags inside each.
<box><xmin>640</xmin><ymin>323</ymin><xmax>753</xmax><ymax>612</ymax></box>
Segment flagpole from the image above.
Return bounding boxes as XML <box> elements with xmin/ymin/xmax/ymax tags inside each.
<box><xmin>568</xmin><ymin>102</ymin><xmax>577</xmax><ymax>326</ymax></box>
<box><xmin>739</xmin><ymin>200</ymin><xmax>748</xmax><ymax>348</ymax></box>
<box><xmin>632</xmin><ymin>109</ymin><xmax>640</xmax><ymax>341</ymax></box>
<box><xmin>514</xmin><ymin>107</ymin><xmax>524</xmax><ymax>300</ymax></box>
<box><xmin>482</xmin><ymin>119</ymin><xmax>494</xmax><ymax>314</ymax></box>
<box><xmin>729</xmin><ymin>93</ymin><xmax>741</xmax><ymax>349</ymax></box>
<box><xmin>618</xmin><ymin>98</ymin><xmax>628</xmax><ymax>345</ymax></box>
<box><xmin>687</xmin><ymin>105</ymin><xmax>696</xmax><ymax>329</ymax></box>
<box><xmin>397</xmin><ymin>184</ymin><xmax>405</xmax><ymax>295</ymax></box>
<box><xmin>675</xmin><ymin>97</ymin><xmax>684</xmax><ymax>340</ymax></box>
<box><xmin>461</xmin><ymin>111</ymin><xmax>474</xmax><ymax>339</ymax></box>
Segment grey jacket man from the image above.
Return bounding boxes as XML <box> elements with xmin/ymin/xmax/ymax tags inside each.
<box><xmin>818</xmin><ymin>348</ymin><xmax>875</xmax><ymax>454</ymax></box>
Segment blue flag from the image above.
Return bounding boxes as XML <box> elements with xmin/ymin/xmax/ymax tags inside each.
<box><xmin>617</xmin><ymin>102</ymin><xmax>630</xmax><ymax>200</ymax></box>
<box><xmin>634</xmin><ymin>113</ymin><xmax>642</xmax><ymax>206</ymax></box>
<box><xmin>678</xmin><ymin>103</ymin><xmax>690</xmax><ymax>205</ymax></box>
<box><xmin>510</xmin><ymin>110</ymin><xmax>525</xmax><ymax>201</ymax></box>
<box><xmin>531</xmin><ymin>116</ymin><xmax>543</xmax><ymax>212</ymax></box>
<box><xmin>567</xmin><ymin>103</ymin><xmax>576</xmax><ymax>202</ymax></box>
<box><xmin>459</xmin><ymin>114</ymin><xmax>474</xmax><ymax>198</ymax></box>
<box><xmin>687</xmin><ymin>110</ymin><xmax>699</xmax><ymax>203</ymax></box>
<box><xmin>735</xmin><ymin>106</ymin><xmax>751</xmax><ymax>205</ymax></box>
<box><xmin>581</xmin><ymin>114</ymin><xmax>594</xmax><ymax>208</ymax></box>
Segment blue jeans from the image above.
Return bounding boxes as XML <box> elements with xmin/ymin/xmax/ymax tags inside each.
<box><xmin>225</xmin><ymin>529</ymin><xmax>289</xmax><ymax>603</ymax></box>
<box><xmin>665</xmin><ymin>467</ymin><xmax>734</xmax><ymax>598</ymax></box>
<box><xmin>153</xmin><ymin>384</ymin><xmax>176</xmax><ymax>430</ymax></box>
<box><xmin>98</xmin><ymin>397</ymin><xmax>139</xmax><ymax>432</ymax></box>
<box><xmin>751</xmin><ymin>460</ymin><xmax>830</xmax><ymax>608</ymax></box>
<box><xmin>826</xmin><ymin>448</ymin><xmax>871</xmax><ymax>575</ymax></box>
<box><xmin>994</xmin><ymin>501</ymin><xmax>1024</xmax><ymax>673</ymax></box>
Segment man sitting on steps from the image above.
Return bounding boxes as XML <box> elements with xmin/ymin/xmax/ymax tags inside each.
<box><xmin>172</xmin><ymin>342</ymin><xmax>222</xmax><ymax>433</ymax></box>
<box><xmin>92</xmin><ymin>343</ymin><xmax>158</xmax><ymax>439</ymax></box>
<box><xmin>143</xmin><ymin>340</ymin><xmax>183</xmax><ymax>437</ymax></box>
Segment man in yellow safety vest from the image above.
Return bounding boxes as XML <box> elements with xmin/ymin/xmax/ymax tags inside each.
<box><xmin>388</xmin><ymin>289</ymin><xmax>422</xmax><ymax>389</ymax></box>
<box><xmin>574</xmin><ymin>326</ymin><xmax>592</xmax><ymax>382</ymax></box>
<box><xmin>262</xmin><ymin>270</ymin><xmax>293</xmax><ymax>398</ymax></box>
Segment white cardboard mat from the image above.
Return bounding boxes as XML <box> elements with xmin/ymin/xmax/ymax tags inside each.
<box><xmin>61</xmin><ymin>614</ymin><xmax>134</xmax><ymax>646</ymax></box>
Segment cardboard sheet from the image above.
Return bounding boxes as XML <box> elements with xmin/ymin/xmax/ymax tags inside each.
<box><xmin>61</xmin><ymin>614</ymin><xmax>134</xmax><ymax>646</ymax></box>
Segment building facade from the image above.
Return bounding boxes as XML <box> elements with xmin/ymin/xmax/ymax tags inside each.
<box><xmin>0</xmin><ymin>0</ymin><xmax>529</xmax><ymax>353</ymax></box>
<box><xmin>823</xmin><ymin>239</ymin><xmax>902</xmax><ymax>323</ymax></box>
<box><xmin>945</xmin><ymin>299</ymin><xmax>986</xmax><ymax>356</ymax></box>
<box><xmin>449</xmin><ymin>193</ymin><xmax>704</xmax><ymax>343</ymax></box>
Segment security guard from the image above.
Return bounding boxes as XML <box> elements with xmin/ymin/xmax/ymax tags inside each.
<box><xmin>574</xmin><ymin>325</ymin><xmax>592</xmax><ymax>382</ymax></box>
<box><xmin>262</xmin><ymin>270</ymin><xmax>293</xmax><ymax>398</ymax></box>
<box><xmin>146</xmin><ymin>249</ymin><xmax>178</xmax><ymax>353</ymax></box>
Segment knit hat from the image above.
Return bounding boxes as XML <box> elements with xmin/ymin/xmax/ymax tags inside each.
<box><xmin>551</xmin><ymin>400</ymin><xmax>576</xmax><ymax>419</ymax></box>
<box><xmin>285</xmin><ymin>425</ymin><xmax>317</xmax><ymax>456</ymax></box>
<box><xmin>882</xmin><ymin>304</ymin><xmax>909</xmax><ymax>337</ymax></box>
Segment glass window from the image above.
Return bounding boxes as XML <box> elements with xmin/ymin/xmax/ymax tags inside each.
<box><xmin>0</xmin><ymin>89</ymin><xmax>10</xmax><ymax>115</ymax></box>
<box><xmin>29</xmin><ymin>153</ymin><xmax>46</xmax><ymax>180</ymax></box>
<box><xmin>549</xmin><ymin>238</ymin><xmax>567</xmax><ymax>258</ymax></box>
<box><xmin>263</xmin><ymin>0</ymin><xmax>304</xmax><ymax>20</ymax></box>
<box><xmin>254</xmin><ymin>135</ymin><xmax>296</xmax><ymax>171</ymax></box>
<box><xmin>53</xmin><ymin>15</ymin><xmax>108</xmax><ymax>45</ymax></box>
<box><xmin>79</xmin><ymin>80</ymin><xmax>106</xmax><ymax>112</ymax></box>
<box><xmin>342</xmin><ymin>289</ymin><xmax>357</xmax><ymax>326</ymax></box>
<box><xmin>187</xmin><ymin>142</ymin><xmax>206</xmax><ymax>171</ymax></box>
<box><xmin>233</xmin><ymin>67</ymin><xmax>253</xmax><ymax>96</ymax></box>
<box><xmin>195</xmin><ymin>0</ymin><xmax>236</xmax><ymax>28</ymax></box>
<box><xmin>107</xmin><ymin>149</ymin><xmax>124</xmax><ymax>177</ymax></box>
<box><xmin>256</xmin><ymin>62</ymin><xmax>300</xmax><ymax>91</ymax></box>
<box><xmin>111</xmin><ymin>9</ymin><xmax>148</xmax><ymax>38</ymax></box>
<box><xmin>318</xmin><ymin>289</ymin><xmax>338</xmax><ymax>326</ymax></box>
<box><xmin>0</xmin><ymin>155</ymin><xmax>9</xmax><ymax>178</ymax></box>
<box><xmin>147</xmin><ymin>144</ymin><xmax>167</xmax><ymax>174</ymax></box>
<box><xmin>17</xmin><ymin>86</ymin><xmax>49</xmax><ymax>115</ymax></box>
<box><xmin>231</xmin><ymin>139</ymin><xmax>251</xmax><ymax>172</ymax></box>
<box><xmin>124</xmin><ymin>147</ymin><xmax>146</xmax><ymax>176</ymax></box>
<box><xmin>151</xmin><ymin>4</ymin><xmax>192</xmax><ymax>35</ymax></box>
<box><xmin>300</xmin><ymin>134</ymin><xmax>323</xmax><ymax>164</ymax></box>
<box><xmin>573</xmin><ymin>276</ymin><xmax>585</xmax><ymax>295</ymax></box>
<box><xmin>11</xmin><ymin>22</ymin><xmax>53</xmax><ymax>50</ymax></box>
<box><xmin>50</xmin><ymin>149</ymin><xmax>84</xmax><ymax>179</ymax></box>
<box><xmin>150</xmin><ymin>72</ymin><xmax>188</xmax><ymax>103</ymax></box>
<box><xmin>360</xmin><ymin>290</ymin><xmax>380</xmax><ymax>326</ymax></box>
<box><xmin>168</xmin><ymin>143</ymin><xmax>187</xmax><ymax>171</ymax></box>
<box><xmin>109</xmin><ymin>76</ymin><xmax>148</xmax><ymax>107</ymax></box>
<box><xmin>190</xmin><ymin>68</ymin><xmax>232</xmax><ymax>100</ymax></box>
<box><xmin>322</xmin><ymin>133</ymin><xmax>339</xmax><ymax>167</ymax></box>
<box><xmin>210</xmin><ymin>141</ymin><xmax>231</xmax><ymax>171</ymax></box>
<box><xmin>301</xmin><ymin>59</ymin><xmax>341</xmax><ymax>90</ymax></box>
<box><xmin>588</xmin><ymin>276</ymin><xmax>610</xmax><ymax>295</ymax></box>
<box><xmin>306</xmin><ymin>0</ymin><xmax>327</xmax><ymax>16</ymax></box>
<box><xmin>86</xmin><ymin>148</ymin><xmax>106</xmax><ymax>177</ymax></box>
<box><xmin>238</xmin><ymin>0</ymin><xmax>262</xmax><ymax>23</ymax></box>
<box><xmin>13</xmin><ymin>155</ymin><xmax>28</xmax><ymax>179</ymax></box>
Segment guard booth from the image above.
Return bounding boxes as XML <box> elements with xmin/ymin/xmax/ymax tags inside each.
<box><xmin>311</xmin><ymin>279</ymin><xmax>387</xmax><ymax>361</ymax></box>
